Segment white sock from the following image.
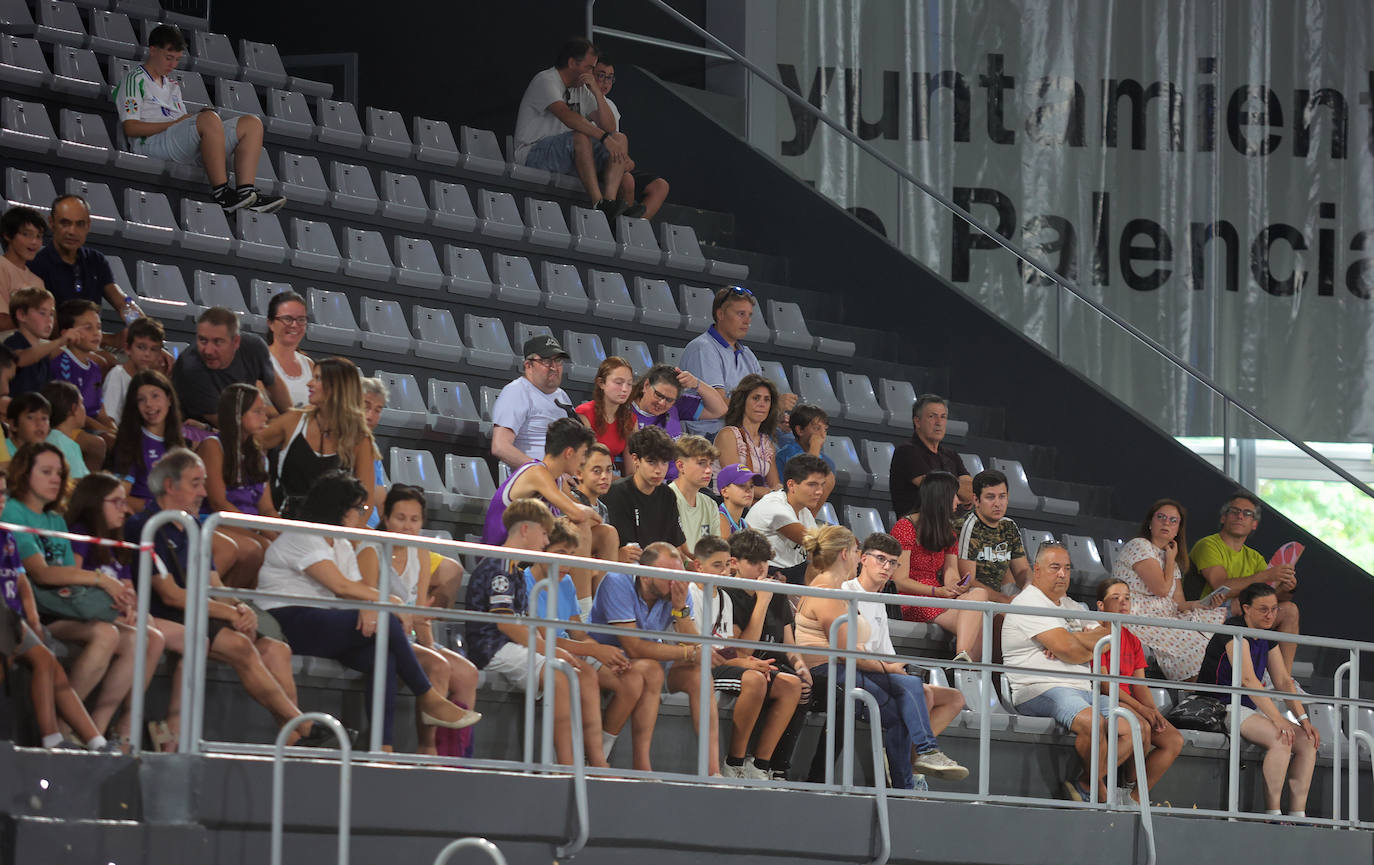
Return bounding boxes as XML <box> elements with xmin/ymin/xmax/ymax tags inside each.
<box><xmin>1266</xmin><ymin>809</ymin><xmax>1282</xmax><ymax>816</ymax></box>
<box><xmin>42</xmin><ymin>733</ymin><xmax>63</xmax><ymax>748</ymax></box>
<box><xmin>578</xmin><ymin>597</ymin><xmax>593</xmax><ymax>621</ymax></box>
<box><xmin>1288</xmin><ymin>810</ymin><xmax>1306</xmax><ymax>818</ymax></box>
<box><xmin>602</xmin><ymin>731</ymin><xmax>618</xmax><ymax>756</ymax></box>
<box><xmin>85</xmin><ymin>735</ymin><xmax>107</xmax><ymax>751</ymax></box>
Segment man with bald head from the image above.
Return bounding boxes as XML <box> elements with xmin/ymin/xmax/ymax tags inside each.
<box><xmin>1001</xmin><ymin>541</ymin><xmax>1129</xmax><ymax>802</ymax></box>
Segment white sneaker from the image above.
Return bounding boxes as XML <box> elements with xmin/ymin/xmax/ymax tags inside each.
<box><xmin>952</xmin><ymin>651</ymin><xmax>972</xmax><ymax>664</ymax></box>
<box><xmin>739</xmin><ymin>760</ymin><xmax>770</xmax><ymax>781</ymax></box>
<box><xmin>720</xmin><ymin>761</ymin><xmax>746</xmax><ymax>779</ymax></box>
<box><xmin>912</xmin><ymin>748</ymin><xmax>969</xmax><ymax>781</ymax></box>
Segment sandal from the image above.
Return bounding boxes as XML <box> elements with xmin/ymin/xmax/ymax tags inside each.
<box><xmin>147</xmin><ymin>721</ymin><xmax>177</xmax><ymax>753</ymax></box>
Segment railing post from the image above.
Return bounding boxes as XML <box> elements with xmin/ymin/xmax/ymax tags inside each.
<box><xmin>697</xmin><ymin>576</ymin><xmax>714</xmax><ymax>778</ymax></box>
<box><xmin>1111</xmin><ymin>708</ymin><xmax>1157</xmax><ymax>865</ymax></box>
<box><xmin>825</xmin><ymin>612</ymin><xmax>852</xmax><ymax>787</ymax></box>
<box><xmin>1350</xmin><ymin>651</ymin><xmax>1362</xmax><ymax>824</ymax></box>
<box><xmin>368</xmin><ymin>539</ymin><xmax>393</xmax><ymax>754</ymax></box>
<box><xmin>1228</xmin><ymin>630</ymin><xmax>1244</xmax><ymax>814</ymax></box>
<box><xmin>977</xmin><ymin>609</ymin><xmax>991</xmax><ymax>797</ymax></box>
<box><xmin>1091</xmin><ymin>635</ymin><xmax>1107</xmax><ymax>806</ymax></box>
<box><xmin>842</xmin><ymin>599</ymin><xmax>859</xmax><ymax>790</ymax></box>
<box><xmin>431</xmin><ymin>838</ymin><xmax>507</xmax><ymax>865</ymax></box>
<box><xmin>271</xmin><ymin>712</ymin><xmax>351</xmax><ymax>865</ymax></box>
<box><xmin>1106</xmin><ymin>623</ymin><xmax>1122</xmax><ymax>805</ymax></box>
<box><xmin>1333</xmin><ymin>659</ymin><xmax>1351</xmax><ymax>825</ymax></box>
<box><xmin>848</xmin><ymin>689</ymin><xmax>890</xmax><ymax>865</ymax></box>
<box><xmin>548</xmin><ymin>658</ymin><xmax>589</xmax><ymax>859</ymax></box>
<box><xmin>131</xmin><ymin>510</ymin><xmax>199</xmax><ymax>756</ymax></box>
<box><xmin>584</xmin><ymin>0</ymin><xmax>596</xmax><ymax>40</ymax></box>
<box><xmin>187</xmin><ymin>511</ymin><xmax>216</xmax><ymax>753</ymax></box>
<box><xmin>526</xmin><ymin>577</ymin><xmax>554</xmax><ymax>767</ymax></box>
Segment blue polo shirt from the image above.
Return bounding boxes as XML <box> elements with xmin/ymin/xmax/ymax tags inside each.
<box><xmin>680</xmin><ymin>326</ymin><xmax>761</xmax><ymax>436</ymax></box>
<box><xmin>27</xmin><ymin>245</ymin><xmax>116</xmax><ymax>308</ymax></box>
<box><xmin>589</xmin><ymin>571</ymin><xmax>694</xmax><ymax>647</ymax></box>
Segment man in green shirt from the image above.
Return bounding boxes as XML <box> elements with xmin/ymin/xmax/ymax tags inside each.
<box><xmin>1189</xmin><ymin>492</ymin><xmax>1301</xmax><ymax>668</ymax></box>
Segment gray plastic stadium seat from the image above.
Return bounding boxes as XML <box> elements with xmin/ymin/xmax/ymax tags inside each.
<box><xmin>0</xmin><ymin>0</ymin><xmax>35</xmax><ymax>34</ymax></box>
<box><xmin>264</xmin><ymin>88</ymin><xmax>315</xmax><ymax>139</ymax></box>
<box><xmin>190</xmin><ymin>30</ymin><xmax>238</xmax><ymax>78</ymax></box>
<box><xmin>837</xmin><ymin>373</ymin><xmax>885</xmax><ymax>424</ymax></box>
<box><xmin>706</xmin><ymin>255</ymin><xmax>750</xmax><ymax>281</ymax></box>
<box><xmin>658</xmin><ymin>344</ymin><xmax>684</xmax><ymax>367</ymax></box>
<box><xmin>343</xmin><ymin>228</ymin><xmax>395</xmax><ymax>282</ymax></box>
<box><xmin>277</xmin><ymin>152</ymin><xmax>328</xmax><ymax>205</ymax></box>
<box><xmin>586</xmin><ymin>270</ymin><xmax>634</xmax><ymax>321</ymax></box>
<box><xmin>845</xmin><ymin>506</ymin><xmax>885</xmax><ymax>540</ymax></box>
<box><xmin>478</xmin><ymin>386</ymin><xmax>500</xmax><ymax>423</ymax></box>
<box><xmin>659</xmin><ymin>223</ymin><xmax>707</xmax><ymax>271</ymax></box>
<box><xmin>1063</xmin><ymin>534</ymin><xmax>1108</xmax><ymax>591</ymax></box>
<box><xmin>861</xmin><ymin>440</ymin><xmax>894</xmax><ymax>493</ymax></box>
<box><xmin>329</xmin><ymin>162</ymin><xmax>380</xmax><ymax>214</ymax></box>
<box><xmin>359</xmin><ymin>297</ymin><xmax>414</xmax><ymax>354</ymax></box>
<box><xmin>744</xmin><ymin>302</ymin><xmax>771</xmax><ymax>345</ymax></box>
<box><xmin>1099</xmin><ymin>538</ymin><xmax>1125</xmax><ymax>572</ymax></box>
<box><xmin>394</xmin><ymin>236</ymin><xmax>444</xmax><ymax>290</ymax></box>
<box><xmin>816</xmin><ymin>502</ymin><xmax>838</xmax><ymax>526</ymax></box>
<box><xmin>52</xmin><ymin>45</ymin><xmax>104</xmax><ymax>97</ymax></box>
<box><xmin>236</xmin><ymin>211</ymin><xmax>288</xmax><ymax>263</ymax></box>
<box><xmin>215</xmin><ymin>78</ymin><xmax>265</xmax><ymax>120</ymax></box>
<box><xmin>953</xmin><ymin>670</ymin><xmax>1012</xmax><ymax>731</ymax></box>
<box><xmin>314</xmin><ymin>98</ymin><xmax>364</xmax><ymax>148</ymax></box>
<box><xmin>542</xmin><ymin>262</ymin><xmax>589</xmax><ymax>314</ymax></box>
<box><xmin>757</xmin><ymin>360</ymin><xmax>792</xmax><ymax>396</ymax></box>
<box><xmin>989</xmin><ymin>457</ymin><xmax>1079</xmax><ymax>516</ymax></box>
<box><xmin>413</xmin><ymin>116</ymin><xmax>461</xmax><ymax>166</ymax></box>
<box><xmin>122</xmin><ymin>188</ymin><xmax>180</xmax><ymax>245</ymax></box>
<box><xmin>616</xmin><ymin>215</ymin><xmax>660</xmax><ymax>265</ymax></box>
<box><xmin>412</xmin><ymin>306</ymin><xmax>465</xmax><ymax>363</ymax></box>
<box><xmin>679</xmin><ymin>284</ymin><xmax>714</xmax><ymax>332</ymax></box>
<box><xmin>793</xmin><ymin>366</ymin><xmax>843</xmax><ymax>417</ymax></box>
<box><xmin>959</xmin><ymin>452</ymin><xmax>985</xmax><ymax>475</ymax></box>
<box><xmin>35</xmin><ymin>1</ymin><xmax>85</xmax><ymax>45</ymax></box>
<box><xmin>179</xmin><ymin>198</ymin><xmax>234</xmax><ymax>255</ymax></box>
<box><xmin>249</xmin><ymin>146</ymin><xmax>278</xmax><ymax>195</ymax></box>
<box><xmin>465</xmin><ymin>314</ymin><xmax>518</xmax><ymax>371</ymax></box>
<box><xmin>476</xmin><ymin>189</ymin><xmax>524</xmax><ymax>241</ymax></box>
<box><xmin>514</xmin><ymin>322</ymin><xmax>552</xmax><ymax>349</ymax></box>
<box><xmin>563</xmin><ymin>329</ymin><xmax>607</xmax><ymax>383</ymax></box>
<box><xmin>378</xmin><ymin>171</ymin><xmax>427</xmax><ymax>223</ymax></box>
<box><xmin>506</xmin><ymin>132</ymin><xmax>551</xmax><ymax>186</ymax></box>
<box><xmin>635</xmin><ymin>277</ymin><xmax>682</xmax><ymax>329</ymax></box>
<box><xmin>135</xmin><ymin>260</ymin><xmax>201</xmax><ymax>320</ymax></box>
<box><xmin>390</xmin><ymin>448</ymin><xmax>453</xmax><ymax>508</ymax></box>
<box><xmin>249</xmin><ymin>278</ymin><xmax>293</xmax><ymax>319</ymax></box>
<box><xmin>879</xmin><ymin>378</ymin><xmax>916</xmax><ymax>428</ymax></box>
<box><xmin>611</xmin><ymin>338</ymin><xmax>653</xmax><ymax>375</ymax></box>
<box><xmin>169</xmin><ymin>70</ymin><xmax>211</xmax><ymax>112</ymax></box>
<box><xmin>106</xmin><ymin>255</ymin><xmax>132</xmax><ymax>299</ymax></box>
<box><xmin>525</xmin><ymin>198</ymin><xmax>571</xmax><ymax>248</ymax></box>
<box><xmin>459</xmin><ymin>126</ymin><xmax>507</xmax><ymax>176</ymax></box>
<box><xmin>2</xmin><ymin>98</ymin><xmax>56</xmax><ymax>153</ymax></box>
<box><xmin>767</xmin><ymin>300</ymin><xmax>815</xmax><ymax>351</ymax></box>
<box><xmin>305</xmin><ymin>287</ymin><xmax>359</xmax><ymax>347</ymax></box>
<box><xmin>0</xmin><ymin>36</ymin><xmax>51</xmax><ymax>87</ymax></box>
<box><xmin>366</xmin><ymin>107</ymin><xmax>412</xmax><ymax>157</ymax></box>
<box><xmin>444</xmin><ymin>246</ymin><xmax>492</xmax><ymax>298</ymax></box>
<box><xmin>570</xmin><ymin>205</ymin><xmax>616</xmax><ymax>257</ymax></box>
<box><xmin>64</xmin><ymin>177</ymin><xmax>121</xmax><ymax>236</ymax></box>
<box><xmin>445</xmin><ymin>455</ymin><xmax>495</xmax><ymax>513</ymax></box>
<box><xmin>87</xmin><ymin>10</ymin><xmax>138</xmax><ymax>57</ymax></box>
<box><xmin>493</xmin><ymin>253</ymin><xmax>541</xmax><ymax>306</ymax></box>
<box><xmin>822</xmin><ymin>436</ymin><xmax>865</xmax><ymax>488</ymax></box>
<box><xmin>428</xmin><ymin>379</ymin><xmax>481</xmax><ymax>438</ymax></box>
<box><xmin>5</xmin><ymin>168</ymin><xmax>58</xmax><ymax>212</ymax></box>
<box><xmin>115</xmin><ymin>0</ymin><xmax>162</xmax><ymax>20</ymax></box>
<box><xmin>238</xmin><ymin>39</ymin><xmax>287</xmax><ymax>88</ymax></box>
<box><xmin>193</xmin><ymin>270</ymin><xmax>263</xmax><ymax>331</ymax></box>
<box><xmin>34</xmin><ymin>1</ymin><xmax>85</xmax><ymax>46</ymax></box>
<box><xmin>55</xmin><ymin>108</ymin><xmax>113</xmax><ymax>163</ymax></box>
<box><xmin>1020</xmin><ymin>528</ymin><xmax>1055</xmax><ymax>564</ymax></box>
<box><xmin>290</xmin><ymin>218</ymin><xmax>341</xmax><ymax>272</ymax></box>
<box><xmin>431</xmin><ymin>181</ymin><xmax>477</xmax><ymax>233</ymax></box>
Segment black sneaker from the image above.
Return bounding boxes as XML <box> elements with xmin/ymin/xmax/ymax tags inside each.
<box><xmin>622</xmin><ymin>202</ymin><xmax>647</xmax><ymax>219</ymax></box>
<box><xmin>214</xmin><ymin>186</ymin><xmax>257</xmax><ymax>213</ymax></box>
<box><xmin>248</xmin><ymin>192</ymin><xmax>288</xmax><ymax>214</ymax></box>
<box><xmin>595</xmin><ymin>198</ymin><xmax>627</xmax><ymax>222</ymax></box>
<box><xmin>295</xmin><ymin>724</ymin><xmax>358</xmax><ymax>749</ymax></box>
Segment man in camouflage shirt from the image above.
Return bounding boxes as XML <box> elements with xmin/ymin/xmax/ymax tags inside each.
<box><xmin>956</xmin><ymin>469</ymin><xmax>1031</xmax><ymax>601</ymax></box>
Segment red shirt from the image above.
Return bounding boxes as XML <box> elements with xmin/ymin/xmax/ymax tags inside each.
<box><xmin>576</xmin><ymin>401</ymin><xmax>627</xmax><ymax>458</ymax></box>
<box><xmin>1099</xmin><ymin>627</ymin><xmax>1146</xmax><ymax>699</ymax></box>
<box><xmin>890</xmin><ymin>517</ymin><xmax>957</xmax><ymax>623</ymax></box>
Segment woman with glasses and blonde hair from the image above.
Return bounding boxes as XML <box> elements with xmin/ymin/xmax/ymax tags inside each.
<box><xmin>889</xmin><ymin>471</ymin><xmax>989</xmax><ymax>661</ymax></box>
<box><xmin>1113</xmin><ymin>498</ymin><xmax>1229</xmax><ymax>681</ymax></box>
<box><xmin>256</xmin><ymin>356</ymin><xmax>376</xmax><ymax>519</ymax></box>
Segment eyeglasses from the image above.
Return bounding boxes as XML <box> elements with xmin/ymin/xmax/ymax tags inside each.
<box><xmin>1224</xmin><ymin>506</ymin><xmax>1258</xmax><ymax>519</ymax></box>
<box><xmin>1035</xmin><ymin>540</ymin><xmax>1066</xmax><ymax>558</ymax></box>
<box><xmin>528</xmin><ymin>356</ymin><xmax>565</xmax><ymax>368</ymax></box>
<box><xmin>273</xmin><ymin>315</ymin><xmax>308</xmax><ymax>326</ymax></box>
<box><xmin>649</xmin><ymin>387</ymin><xmax>678</xmax><ymax>406</ymax></box>
<box><xmin>350</xmin><ymin>502</ymin><xmax>370</xmax><ymax>514</ymax></box>
<box><xmin>864</xmin><ymin>552</ymin><xmax>900</xmax><ymax>569</ymax></box>
<box><xmin>103</xmin><ymin>494</ymin><xmax>128</xmax><ymax>507</ymax></box>
<box><xmin>1153</xmin><ymin>513</ymin><xmax>1180</xmax><ymax>525</ymax></box>
<box><xmin>1249</xmin><ymin>604</ymin><xmax>1279</xmax><ymax>616</ymax></box>
<box><xmin>594</xmin><ymin>72</ymin><xmax>615</xmax><ymax>82</ymax></box>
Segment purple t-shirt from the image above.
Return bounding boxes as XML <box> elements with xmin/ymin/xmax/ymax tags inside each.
<box><xmin>126</xmin><ymin>429</ymin><xmax>166</xmax><ymax>500</ymax></box>
<box><xmin>0</xmin><ymin>530</ymin><xmax>24</xmax><ymax>615</ymax></box>
<box><xmin>50</xmin><ymin>348</ymin><xmax>103</xmax><ymax>418</ymax></box>
<box><xmin>68</xmin><ymin>520</ymin><xmax>132</xmax><ymax>584</ymax></box>
<box><xmin>481</xmin><ymin>460</ymin><xmax>560</xmax><ymax>545</ymax></box>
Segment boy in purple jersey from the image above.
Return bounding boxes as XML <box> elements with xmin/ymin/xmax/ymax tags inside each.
<box><xmin>0</xmin><ymin>468</ymin><xmax>116</xmax><ymax>751</ymax></box>
<box><xmin>49</xmin><ymin>300</ymin><xmax>113</xmax><ymax>474</ymax></box>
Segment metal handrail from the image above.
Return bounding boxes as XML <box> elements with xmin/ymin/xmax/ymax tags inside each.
<box><xmin>587</xmin><ymin>0</ymin><xmax>1374</xmax><ymax>504</ymax></box>
<box><xmin>847</xmin><ymin>689</ymin><xmax>891</xmax><ymax>865</ymax></box>
<box><xmin>547</xmin><ymin>657</ymin><xmax>590</xmax><ymax>859</ymax></box>
<box><xmin>1334</xmin><ymin>659</ymin><xmax>1352</xmax><ymax>824</ymax></box>
<box><xmin>432</xmin><ymin>837</ymin><xmax>508</xmax><ymax>865</ymax></box>
<box><xmin>1352</xmin><ymin>730</ymin><xmax>1374</xmax><ymax>829</ymax></box>
<box><xmin>1111</xmin><ymin>708</ymin><xmax>1157</xmax><ymax>865</ymax></box>
<box><xmin>271</xmin><ymin>712</ymin><xmax>352</xmax><ymax>865</ymax></box>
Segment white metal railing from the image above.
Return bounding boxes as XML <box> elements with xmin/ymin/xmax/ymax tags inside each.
<box><xmin>431</xmin><ymin>837</ymin><xmax>507</xmax><ymax>865</ymax></box>
<box><xmin>271</xmin><ymin>712</ymin><xmax>352</xmax><ymax>865</ymax></box>
<box><xmin>121</xmin><ymin>511</ymin><xmax>1374</xmax><ymax>849</ymax></box>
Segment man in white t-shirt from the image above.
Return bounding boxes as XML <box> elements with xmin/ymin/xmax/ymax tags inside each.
<box><xmin>513</xmin><ymin>37</ymin><xmax>631</xmax><ymax>219</ymax></box>
<box><xmin>491</xmin><ymin>335</ymin><xmax>575</xmax><ymax>470</ymax></box>
<box><xmin>1001</xmin><ymin>542</ymin><xmax>1129</xmax><ymax>801</ymax></box>
<box><xmin>111</xmin><ymin>25</ymin><xmax>285</xmax><ymax>215</ymax></box>
<box><xmin>744</xmin><ymin>454</ymin><xmax>830</xmax><ymax>583</ymax></box>
<box><xmin>593</xmin><ymin>56</ymin><xmax>667</xmax><ymax>220</ymax></box>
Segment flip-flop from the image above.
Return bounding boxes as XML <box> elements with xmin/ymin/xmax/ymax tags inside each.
<box><xmin>1062</xmin><ymin>779</ymin><xmax>1093</xmax><ymax>802</ymax></box>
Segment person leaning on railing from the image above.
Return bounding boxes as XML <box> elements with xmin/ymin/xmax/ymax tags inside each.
<box><xmin>256</xmin><ymin>470</ymin><xmax>480</xmax><ymax>752</ymax></box>
<box><xmin>1195</xmin><ymin>583</ymin><xmax>1318</xmax><ymax>819</ymax></box>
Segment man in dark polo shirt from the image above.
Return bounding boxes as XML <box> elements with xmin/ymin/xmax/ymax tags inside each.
<box><xmin>27</xmin><ymin>196</ymin><xmax>145</xmax><ymax>346</ymax></box>
<box><xmin>171</xmin><ymin>306</ymin><xmax>291</xmax><ymax>425</ymax></box>
<box><xmin>888</xmin><ymin>393</ymin><xmax>972</xmax><ymax>517</ymax></box>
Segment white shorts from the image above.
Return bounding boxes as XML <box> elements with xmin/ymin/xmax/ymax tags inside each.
<box><xmin>484</xmin><ymin>641</ymin><xmax>548</xmax><ymax>694</ymax></box>
<box><xmin>1227</xmin><ymin>703</ymin><xmax>1260</xmax><ymax>729</ymax></box>
<box><xmin>130</xmin><ymin>111</ymin><xmax>241</xmax><ymax>164</ymax></box>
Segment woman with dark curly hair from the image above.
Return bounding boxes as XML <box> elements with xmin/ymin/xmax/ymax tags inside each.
<box><xmin>712</xmin><ymin>373</ymin><xmax>781</xmax><ymax>493</ymax></box>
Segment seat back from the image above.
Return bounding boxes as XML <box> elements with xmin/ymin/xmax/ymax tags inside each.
<box><xmin>821</xmin><ymin>436</ymin><xmax>865</xmax><ymax>485</ymax></box>
<box><xmin>428</xmin><ymin>379</ymin><xmax>480</xmax><ymax>421</ymax></box>
<box><xmin>193</xmin><ymin>270</ymin><xmax>249</xmax><ymax>313</ymax></box>
<box><xmin>64</xmin><ymin>177</ymin><xmax>120</xmax><ymax>235</ymax></box>
<box><xmin>412</xmin><ymin>305</ymin><xmax>463</xmax><ymax>349</ymax></box>
<box><xmin>611</xmin><ymin>338</ymin><xmax>653</xmax><ymax>375</ymax></box>
<box><xmin>679</xmin><ymin>284</ymin><xmax>715</xmax><ymax>331</ymax></box>
<box><xmin>359</xmin><ymin>296</ymin><xmax>411</xmax><ymax>339</ymax></box>
<box><xmin>413</xmin><ymin>115</ymin><xmax>460</xmax><ymax>165</ymax></box>
<box><xmin>563</xmin><ymin>329</ymin><xmax>607</xmax><ymax>382</ymax></box>
<box><xmin>375</xmin><ymin>370</ymin><xmax>427</xmax><ymax>413</ymax></box>
<box><xmin>793</xmin><ymin>366</ymin><xmax>843</xmax><ymax>417</ymax></box>
<box><xmin>634</xmin><ymin>276</ymin><xmax>682</xmax><ymax>328</ymax></box>
<box><xmin>239</xmin><ymin>38</ymin><xmax>288</xmax><ymax>87</ymax></box>
<box><xmin>445</xmin><ymin>454</ymin><xmax>496</xmax><ymax>498</ymax></box>
<box><xmin>844</xmin><ymin>506</ymin><xmax>885</xmax><ymax>539</ymax></box>
<box><xmin>315</xmin><ymin>97</ymin><xmax>365</xmax><ymax>147</ymax></box>
<box><xmin>757</xmin><ymin>360</ymin><xmax>792</xmax><ymax>396</ymax></box>
<box><xmin>837</xmin><ymin>372</ymin><xmax>884</xmax><ymax>423</ymax></box>
<box><xmin>879</xmin><ymin>378</ymin><xmax>918</xmax><ymax>427</ymax></box>
<box><xmin>586</xmin><ymin>270</ymin><xmax>634</xmax><ymax>321</ymax></box>
<box><xmin>959</xmin><ymin>452</ymin><xmax>986</xmax><ymax>475</ymax></box>
<box><xmin>215</xmin><ymin>78</ymin><xmax>264</xmax><ymax>117</ymax></box>
<box><xmin>861</xmin><ymin>440</ymin><xmax>895</xmax><ymax>482</ymax></box>
<box><xmin>250</xmin><ymin>278</ymin><xmax>294</xmax><ymax>317</ymax></box>
<box><xmin>988</xmin><ymin>458</ymin><xmax>1039</xmax><ymax>510</ymax></box>
<box><xmin>390</xmin><ymin>447</ymin><xmax>445</xmax><ymax>494</ymax></box>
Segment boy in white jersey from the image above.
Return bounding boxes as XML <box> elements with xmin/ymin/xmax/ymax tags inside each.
<box><xmin>112</xmin><ymin>25</ymin><xmax>285</xmax><ymax>214</ymax></box>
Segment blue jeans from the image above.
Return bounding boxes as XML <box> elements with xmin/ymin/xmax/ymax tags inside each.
<box><xmin>1016</xmin><ymin>685</ymin><xmax>1111</xmax><ymax>731</ymax></box>
<box><xmin>524</xmin><ymin>130</ymin><xmax>608</xmax><ymax>175</ymax></box>
<box><xmin>830</xmin><ymin>664</ymin><xmax>939</xmax><ymax>789</ymax></box>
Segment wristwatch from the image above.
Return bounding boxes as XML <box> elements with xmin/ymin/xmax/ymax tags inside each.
<box><xmin>671</xmin><ymin>607</ymin><xmax>690</xmax><ymax>619</ymax></box>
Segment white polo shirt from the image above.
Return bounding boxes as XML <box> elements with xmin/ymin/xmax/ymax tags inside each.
<box><xmin>1001</xmin><ymin>584</ymin><xmax>1093</xmax><ymax>704</ymax></box>
<box><xmin>490</xmin><ymin>375</ymin><xmax>572</xmax><ymax>463</ymax></box>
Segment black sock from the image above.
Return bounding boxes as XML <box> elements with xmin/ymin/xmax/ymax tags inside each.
<box><xmin>752</xmin><ymin>757</ymin><xmax>772</xmax><ymax>771</ymax></box>
<box><xmin>211</xmin><ymin>183</ymin><xmax>229</xmax><ymax>195</ymax></box>
<box><xmin>725</xmin><ymin>756</ymin><xmax>745</xmax><ymax>767</ymax></box>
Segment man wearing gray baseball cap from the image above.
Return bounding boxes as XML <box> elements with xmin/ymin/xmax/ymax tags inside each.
<box><xmin>491</xmin><ymin>335</ymin><xmax>576</xmax><ymax>470</ymax></box>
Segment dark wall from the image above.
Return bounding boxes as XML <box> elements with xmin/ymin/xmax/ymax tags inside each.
<box><xmin>610</xmin><ymin>65</ymin><xmax>1374</xmax><ymax>648</ymax></box>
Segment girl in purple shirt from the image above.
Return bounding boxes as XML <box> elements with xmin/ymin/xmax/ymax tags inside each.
<box><xmin>197</xmin><ymin>384</ymin><xmax>276</xmax><ymax>587</ymax></box>
<box><xmin>108</xmin><ymin>370</ymin><xmax>192</xmax><ymax>509</ymax></box>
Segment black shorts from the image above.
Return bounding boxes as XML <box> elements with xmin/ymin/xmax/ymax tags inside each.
<box><xmin>630</xmin><ymin>169</ymin><xmax>661</xmax><ymax>189</ymax></box>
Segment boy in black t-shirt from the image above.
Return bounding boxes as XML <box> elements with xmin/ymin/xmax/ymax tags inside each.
<box><xmin>602</xmin><ymin>426</ymin><xmax>687</xmax><ymax>556</ymax></box>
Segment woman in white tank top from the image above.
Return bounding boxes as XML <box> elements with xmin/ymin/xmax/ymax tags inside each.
<box><xmin>265</xmin><ymin>290</ymin><xmax>314</xmax><ymax>407</ymax></box>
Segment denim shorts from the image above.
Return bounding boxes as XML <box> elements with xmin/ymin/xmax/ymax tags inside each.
<box><xmin>524</xmin><ymin>130</ymin><xmax>608</xmax><ymax>175</ymax></box>
<box><xmin>130</xmin><ymin>111</ymin><xmax>240</xmax><ymax>163</ymax></box>
<box><xmin>1016</xmin><ymin>685</ymin><xmax>1112</xmax><ymax>730</ymax></box>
